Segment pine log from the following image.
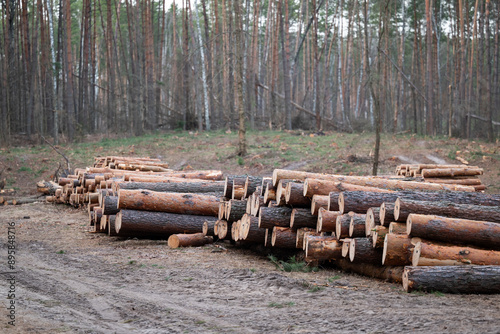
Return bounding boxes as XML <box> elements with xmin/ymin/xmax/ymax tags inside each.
<box><xmin>388</xmin><ymin>222</ymin><xmax>407</xmax><ymax>234</ymax></box>
<box><xmin>407</xmin><ymin>214</ymin><xmax>500</xmax><ymax>250</ymax></box>
<box><xmin>272</xmin><ymin>169</ymin><xmax>475</xmax><ymax>191</ymax></box>
<box><xmin>275</xmin><ymin>180</ymin><xmax>292</xmax><ymax>206</ymax></box>
<box><xmin>394</xmin><ymin>198</ymin><xmax>500</xmax><ymax>223</ymax></box>
<box><xmin>261</xmin><ymin>178</ymin><xmax>273</xmax><ymax>196</ymax></box>
<box><xmin>258</xmin><ymin>206</ymin><xmax>293</xmax><ymax>229</ymax></box>
<box><xmin>302</xmin><ymin>231</ymin><xmax>321</xmax><ymax>250</ymax></box>
<box><xmin>296</xmin><ymin>228</ymin><xmax>317</xmax><ymax>248</ymax></box>
<box><xmin>421</xmin><ymin>167</ymin><xmax>483</xmax><ymax>178</ymax></box>
<box><xmin>395</xmin><ymin>190</ymin><xmax>500</xmax><ymax>206</ymax></box>
<box><xmin>218</xmin><ymin>202</ymin><xmax>227</xmax><ymax>220</ymax></box>
<box><xmin>226</xmin><ymin>199</ymin><xmax>247</xmax><ymax>223</ymax></box>
<box><xmin>423</xmin><ymin>178</ymin><xmax>482</xmax><ymax>185</ymax></box>
<box><xmin>303</xmin><ymin>178</ymin><xmax>394</xmax><ymax>197</ymax></box>
<box><xmin>317</xmin><ymin>208</ymin><xmax>341</xmax><ymax>233</ymax></box>
<box><xmin>125</xmin><ymin>175</ymin><xmax>213</xmax><ymax>183</ymax></box>
<box><xmin>349</xmin><ymin>237</ymin><xmax>383</xmax><ymax>264</ymax></box>
<box><xmin>241</xmin><ymin>214</ymin><xmax>267</xmax><ymax>243</ymax></box>
<box><xmin>349</xmin><ymin>214</ymin><xmax>367</xmax><ymax>238</ymax></box>
<box><xmin>224</xmin><ymin>175</ymin><xmax>247</xmax><ymax>198</ymax></box>
<box><xmin>107</xmin><ymin>215</ymin><xmax>118</xmax><ymax>236</ymax></box>
<box><xmin>339</xmin><ymin>191</ymin><xmax>400</xmax><ymax>214</ymax></box>
<box><xmin>311</xmin><ymin>195</ymin><xmax>329</xmax><ymax>215</ymax></box>
<box><xmin>37</xmin><ymin>180</ymin><xmax>62</xmax><ymax>195</ymax></box>
<box><xmin>217</xmin><ymin>220</ymin><xmax>230</xmax><ymax>240</ymax></box>
<box><xmin>382</xmin><ymin>234</ymin><xmax>414</xmax><ymax>266</ymax></box>
<box><xmin>168</xmin><ymin>233</ymin><xmax>213</xmax><ymax>248</ymax></box>
<box><xmin>3</xmin><ymin>197</ymin><xmax>42</xmax><ymax>205</ymax></box>
<box><xmin>402</xmin><ymin>265</ymin><xmax>500</xmax><ymax>294</ymax></box>
<box><xmin>87</xmin><ymin>167</ymin><xmax>223</xmax><ymax>181</ymax></box>
<box><xmin>380</xmin><ymin>202</ymin><xmax>395</xmax><ymax>226</ymax></box>
<box><xmin>115</xmin><ymin>209</ymin><xmax>208</xmax><ymax>237</ymax></box>
<box><xmin>336</xmin><ymin>213</ymin><xmax>353</xmax><ymax>240</ymax></box>
<box><xmin>231</xmin><ymin>221</ymin><xmax>240</xmax><ymax>241</ymax></box>
<box><xmin>202</xmin><ymin>220</ymin><xmax>216</xmax><ymax>237</ymax></box>
<box><xmin>213</xmin><ymin>220</ymin><xmax>220</xmax><ymax>236</ymax></box>
<box><xmin>117</xmin><ymin>181</ymin><xmax>225</xmax><ymax>194</ymax></box>
<box><xmin>365</xmin><ymin>207</ymin><xmax>381</xmax><ymax>236</ymax></box>
<box><xmin>335</xmin><ymin>258</ymin><xmax>404</xmax><ymax>283</ymax></box>
<box><xmin>263</xmin><ymin>183</ymin><xmax>277</xmax><ymax>203</ymax></box>
<box><xmin>251</xmin><ymin>194</ymin><xmax>265</xmax><ymax>216</ymax></box>
<box><xmin>412</xmin><ymin>240</ymin><xmax>500</xmax><ymax>266</ymax></box>
<box><xmin>285</xmin><ymin>182</ymin><xmax>311</xmax><ymax>207</ymax></box>
<box><xmin>101</xmin><ymin>196</ymin><xmax>119</xmax><ymax>215</ymax></box>
<box><xmin>117</xmin><ymin>190</ymin><xmax>220</xmax><ymax>216</ymax></box>
<box><xmin>305</xmin><ymin>236</ymin><xmax>342</xmax><ymax>261</ymax></box>
<box><xmin>232</xmin><ymin>178</ymin><xmax>247</xmax><ymax>200</ymax></box>
<box><xmin>372</xmin><ymin>226</ymin><xmax>388</xmax><ymax>248</ymax></box>
<box><xmin>244</xmin><ymin>176</ymin><xmax>263</xmax><ymax>198</ymax></box>
<box><xmin>271</xmin><ymin>227</ymin><xmax>297</xmax><ymax>248</ymax></box>
<box><xmin>290</xmin><ymin>208</ymin><xmax>317</xmax><ymax>229</ymax></box>
<box><xmin>264</xmin><ymin>229</ymin><xmax>272</xmax><ymax>247</ymax></box>
<box><xmin>341</xmin><ymin>239</ymin><xmax>352</xmax><ymax>257</ymax></box>
<box><xmin>328</xmin><ymin>192</ymin><xmax>341</xmax><ymax>211</ymax></box>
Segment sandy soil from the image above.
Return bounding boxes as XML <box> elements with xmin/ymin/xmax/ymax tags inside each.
<box><xmin>1</xmin><ymin>203</ymin><xmax>500</xmax><ymax>334</ymax></box>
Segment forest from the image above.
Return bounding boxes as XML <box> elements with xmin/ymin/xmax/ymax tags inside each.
<box><xmin>0</xmin><ymin>0</ymin><xmax>499</xmax><ymax>148</ymax></box>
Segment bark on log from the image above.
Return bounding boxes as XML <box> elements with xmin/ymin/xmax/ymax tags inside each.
<box><xmin>244</xmin><ymin>176</ymin><xmax>263</xmax><ymax>198</ymax></box>
<box><xmin>317</xmin><ymin>208</ymin><xmax>341</xmax><ymax>233</ymax></box>
<box><xmin>263</xmin><ymin>183</ymin><xmax>277</xmax><ymax>203</ymax></box>
<box><xmin>388</xmin><ymin>222</ymin><xmax>407</xmax><ymax>234</ymax></box>
<box><xmin>224</xmin><ymin>175</ymin><xmax>248</xmax><ymax>198</ymax></box>
<box><xmin>118</xmin><ymin>190</ymin><xmax>220</xmax><ymax>216</ymax></box>
<box><xmin>232</xmin><ymin>178</ymin><xmax>247</xmax><ymax>200</ymax></box>
<box><xmin>107</xmin><ymin>215</ymin><xmax>118</xmax><ymax>236</ymax></box>
<box><xmin>87</xmin><ymin>167</ymin><xmax>223</xmax><ymax>181</ymax></box>
<box><xmin>37</xmin><ymin>180</ymin><xmax>62</xmax><ymax>195</ymax></box>
<box><xmin>302</xmin><ymin>231</ymin><xmax>321</xmax><ymax>250</ymax></box>
<box><xmin>241</xmin><ymin>214</ymin><xmax>267</xmax><ymax>243</ymax></box>
<box><xmin>336</xmin><ymin>213</ymin><xmax>353</xmax><ymax>240</ymax></box>
<box><xmin>412</xmin><ymin>240</ymin><xmax>500</xmax><ymax>266</ymax></box>
<box><xmin>339</xmin><ymin>191</ymin><xmax>400</xmax><ymax>214</ymax></box>
<box><xmin>382</xmin><ymin>234</ymin><xmax>414</xmax><ymax>266</ymax></box>
<box><xmin>311</xmin><ymin>195</ymin><xmax>329</xmax><ymax>215</ymax></box>
<box><xmin>115</xmin><ymin>209</ymin><xmax>208</xmax><ymax>237</ymax></box>
<box><xmin>403</xmin><ymin>265</ymin><xmax>500</xmax><ymax>294</ymax></box>
<box><xmin>305</xmin><ymin>236</ymin><xmax>342</xmax><ymax>261</ymax></box>
<box><xmin>421</xmin><ymin>167</ymin><xmax>483</xmax><ymax>178</ymax></box>
<box><xmin>168</xmin><ymin>233</ymin><xmax>213</xmax><ymax>248</ymax></box>
<box><xmin>261</xmin><ymin>178</ymin><xmax>273</xmax><ymax>196</ymax></box>
<box><xmin>372</xmin><ymin>226</ymin><xmax>388</xmax><ymax>248</ymax></box>
<box><xmin>335</xmin><ymin>258</ymin><xmax>404</xmax><ymax>283</ymax></box>
<box><xmin>341</xmin><ymin>239</ymin><xmax>352</xmax><ymax>257</ymax></box>
<box><xmin>296</xmin><ymin>228</ymin><xmax>317</xmax><ymax>248</ymax></box>
<box><xmin>349</xmin><ymin>214</ymin><xmax>367</xmax><ymax>238</ymax></box>
<box><xmin>102</xmin><ymin>196</ymin><xmax>119</xmax><ymax>215</ymax></box>
<box><xmin>423</xmin><ymin>178</ymin><xmax>482</xmax><ymax>185</ymax></box>
<box><xmin>328</xmin><ymin>192</ymin><xmax>341</xmax><ymax>212</ymax></box>
<box><xmin>380</xmin><ymin>202</ymin><xmax>395</xmax><ymax>226</ymax></box>
<box><xmin>3</xmin><ymin>197</ymin><xmax>42</xmax><ymax>205</ymax></box>
<box><xmin>272</xmin><ymin>169</ymin><xmax>475</xmax><ymax>191</ymax></box>
<box><xmin>217</xmin><ymin>220</ymin><xmax>230</xmax><ymax>240</ymax></box>
<box><xmin>365</xmin><ymin>207</ymin><xmax>381</xmax><ymax>236</ymax></box>
<box><xmin>285</xmin><ymin>182</ymin><xmax>311</xmax><ymax>207</ymax></box>
<box><xmin>117</xmin><ymin>181</ymin><xmax>225</xmax><ymax>194</ymax></box>
<box><xmin>349</xmin><ymin>237</ymin><xmax>383</xmax><ymax>264</ymax></box>
<box><xmin>395</xmin><ymin>198</ymin><xmax>500</xmax><ymax>223</ymax></box>
<box><xmin>407</xmin><ymin>214</ymin><xmax>500</xmax><ymax>250</ymax></box>
<box><xmin>226</xmin><ymin>199</ymin><xmax>247</xmax><ymax>223</ymax></box>
<box><xmin>271</xmin><ymin>227</ymin><xmax>297</xmax><ymax>248</ymax></box>
<box><xmin>303</xmin><ymin>178</ymin><xmax>394</xmax><ymax>197</ymax></box>
<box><xmin>290</xmin><ymin>208</ymin><xmax>317</xmax><ymax>229</ymax></box>
<box><xmin>202</xmin><ymin>220</ymin><xmax>216</xmax><ymax>237</ymax></box>
<box><xmin>258</xmin><ymin>207</ymin><xmax>293</xmax><ymax>229</ymax></box>
<box><xmin>275</xmin><ymin>180</ymin><xmax>292</xmax><ymax>206</ymax></box>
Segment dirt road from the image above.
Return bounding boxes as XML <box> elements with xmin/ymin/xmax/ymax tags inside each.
<box><xmin>1</xmin><ymin>203</ymin><xmax>499</xmax><ymax>334</ymax></box>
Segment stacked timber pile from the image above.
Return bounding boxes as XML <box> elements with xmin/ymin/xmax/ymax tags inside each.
<box><xmin>396</xmin><ymin>164</ymin><xmax>485</xmax><ymax>191</ymax></box>
<box><xmin>38</xmin><ymin>161</ymin><xmax>500</xmax><ymax>294</ymax></box>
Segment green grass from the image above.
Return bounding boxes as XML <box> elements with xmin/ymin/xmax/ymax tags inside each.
<box><xmin>268</xmin><ymin>301</ymin><xmax>296</xmax><ymax>308</ymax></box>
<box><xmin>268</xmin><ymin>255</ymin><xmax>318</xmax><ymax>273</ymax></box>
<box><xmin>307</xmin><ymin>286</ymin><xmax>325</xmax><ymax>293</ymax></box>
<box><xmin>327</xmin><ymin>275</ymin><xmax>341</xmax><ymax>282</ymax></box>
<box><xmin>18</xmin><ymin>166</ymin><xmax>33</xmax><ymax>173</ymax></box>
<box><xmin>56</xmin><ymin>250</ymin><xmax>65</xmax><ymax>254</ymax></box>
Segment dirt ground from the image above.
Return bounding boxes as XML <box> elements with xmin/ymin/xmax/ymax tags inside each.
<box><xmin>1</xmin><ymin>132</ymin><xmax>500</xmax><ymax>333</ymax></box>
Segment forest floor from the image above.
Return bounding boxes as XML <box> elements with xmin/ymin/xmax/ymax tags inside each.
<box><xmin>1</xmin><ymin>130</ymin><xmax>500</xmax><ymax>333</ymax></box>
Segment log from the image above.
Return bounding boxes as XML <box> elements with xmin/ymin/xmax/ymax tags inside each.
<box><xmin>365</xmin><ymin>207</ymin><xmax>380</xmax><ymax>236</ymax></box>
<box><xmin>379</xmin><ymin>202</ymin><xmax>395</xmax><ymax>226</ymax></box>
<box><xmin>224</xmin><ymin>175</ymin><xmax>248</xmax><ymax>198</ymax></box>
<box><xmin>302</xmin><ymin>231</ymin><xmax>321</xmax><ymax>250</ymax></box>
<box><xmin>275</xmin><ymin>180</ymin><xmax>291</xmax><ymax>206</ymax></box>
<box><xmin>403</xmin><ymin>265</ymin><xmax>500</xmax><ymax>294</ymax></box>
<box><xmin>117</xmin><ymin>181</ymin><xmax>225</xmax><ymax>194</ymax></box>
<box><xmin>349</xmin><ymin>214</ymin><xmax>366</xmax><ymax>238</ymax></box>
<box><xmin>327</xmin><ymin>192</ymin><xmax>341</xmax><ymax>212</ymax></box>
<box><xmin>394</xmin><ymin>198</ymin><xmax>500</xmax><ymax>223</ymax></box>
<box><xmin>258</xmin><ymin>206</ymin><xmax>293</xmax><ymax>229</ymax></box>
<box><xmin>261</xmin><ymin>178</ymin><xmax>273</xmax><ymax>196</ymax></box>
<box><xmin>251</xmin><ymin>194</ymin><xmax>265</xmax><ymax>216</ymax></box>
<box><xmin>339</xmin><ymin>191</ymin><xmax>400</xmax><ymax>214</ymax></box>
<box><xmin>264</xmin><ymin>229</ymin><xmax>272</xmax><ymax>247</ymax></box>
<box><xmin>421</xmin><ymin>167</ymin><xmax>483</xmax><ymax>178</ymax></box>
<box><xmin>311</xmin><ymin>195</ymin><xmax>329</xmax><ymax>215</ymax></box>
<box><xmin>244</xmin><ymin>176</ymin><xmax>263</xmax><ymax>198</ymax></box>
<box><xmin>217</xmin><ymin>220</ymin><xmax>230</xmax><ymax>240</ymax></box>
<box><xmin>372</xmin><ymin>225</ymin><xmax>388</xmax><ymax>248</ymax></box>
<box><xmin>272</xmin><ymin>169</ymin><xmax>475</xmax><ymax>192</ymax></box>
<box><xmin>285</xmin><ymin>182</ymin><xmax>311</xmax><ymax>207</ymax></box>
<box><xmin>349</xmin><ymin>237</ymin><xmax>383</xmax><ymax>264</ymax></box>
<box><xmin>168</xmin><ymin>233</ymin><xmax>213</xmax><ymax>248</ymax></box>
<box><xmin>388</xmin><ymin>222</ymin><xmax>407</xmax><ymax>234</ymax></box>
<box><xmin>335</xmin><ymin>258</ymin><xmax>404</xmax><ymax>283</ymax></box>
<box><xmin>296</xmin><ymin>227</ymin><xmax>317</xmax><ymax>248</ymax></box>
<box><xmin>382</xmin><ymin>234</ymin><xmax>414</xmax><ymax>266</ymax></box>
<box><xmin>423</xmin><ymin>178</ymin><xmax>483</xmax><ymax>185</ymax></box>
<box><xmin>394</xmin><ymin>190</ymin><xmax>500</xmax><ymax>206</ymax></box>
<box><xmin>336</xmin><ymin>213</ymin><xmax>353</xmax><ymax>240</ymax></box>
<box><xmin>218</xmin><ymin>202</ymin><xmax>227</xmax><ymax>220</ymax></box>
<box><xmin>341</xmin><ymin>239</ymin><xmax>352</xmax><ymax>257</ymax></box>
<box><xmin>407</xmin><ymin>214</ymin><xmax>500</xmax><ymax>250</ymax></box>
<box><xmin>125</xmin><ymin>175</ymin><xmax>214</xmax><ymax>183</ymax></box>
<box><xmin>115</xmin><ymin>209</ymin><xmax>208</xmax><ymax>237</ymax></box>
<box><xmin>263</xmin><ymin>183</ymin><xmax>277</xmax><ymax>203</ymax></box>
<box><xmin>226</xmin><ymin>199</ymin><xmax>247</xmax><ymax>223</ymax></box>
<box><xmin>303</xmin><ymin>178</ymin><xmax>394</xmax><ymax>197</ymax></box>
<box><xmin>231</xmin><ymin>178</ymin><xmax>247</xmax><ymax>200</ymax></box>
<box><xmin>241</xmin><ymin>214</ymin><xmax>267</xmax><ymax>243</ymax></box>
<box><xmin>37</xmin><ymin>180</ymin><xmax>62</xmax><ymax>195</ymax></box>
<box><xmin>101</xmin><ymin>196</ymin><xmax>119</xmax><ymax>215</ymax></box>
<box><xmin>317</xmin><ymin>208</ymin><xmax>341</xmax><ymax>233</ymax></box>
<box><xmin>202</xmin><ymin>220</ymin><xmax>216</xmax><ymax>237</ymax></box>
<box><xmin>271</xmin><ymin>227</ymin><xmax>297</xmax><ymax>248</ymax></box>
<box><xmin>3</xmin><ymin>197</ymin><xmax>42</xmax><ymax>205</ymax></box>
<box><xmin>87</xmin><ymin>167</ymin><xmax>224</xmax><ymax>181</ymax></box>
<box><xmin>305</xmin><ymin>236</ymin><xmax>342</xmax><ymax>261</ymax></box>
<box><xmin>412</xmin><ymin>240</ymin><xmax>500</xmax><ymax>266</ymax></box>
<box><xmin>290</xmin><ymin>208</ymin><xmax>317</xmax><ymax>229</ymax></box>
<box><xmin>118</xmin><ymin>190</ymin><xmax>220</xmax><ymax>216</ymax></box>
<box><xmin>107</xmin><ymin>215</ymin><xmax>118</xmax><ymax>236</ymax></box>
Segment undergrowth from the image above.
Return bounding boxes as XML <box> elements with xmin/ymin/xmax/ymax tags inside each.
<box><xmin>268</xmin><ymin>255</ymin><xmax>318</xmax><ymax>273</ymax></box>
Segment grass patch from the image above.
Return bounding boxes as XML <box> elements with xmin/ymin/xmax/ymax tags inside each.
<box><xmin>268</xmin><ymin>301</ymin><xmax>296</xmax><ymax>308</ymax></box>
<box><xmin>327</xmin><ymin>275</ymin><xmax>341</xmax><ymax>282</ymax></box>
<box><xmin>18</xmin><ymin>166</ymin><xmax>33</xmax><ymax>173</ymax></box>
<box><xmin>268</xmin><ymin>255</ymin><xmax>318</xmax><ymax>273</ymax></box>
<box><xmin>307</xmin><ymin>286</ymin><xmax>325</xmax><ymax>293</ymax></box>
<box><xmin>184</xmin><ymin>277</ymin><xmax>193</xmax><ymax>282</ymax></box>
<box><xmin>128</xmin><ymin>260</ymin><xmax>137</xmax><ymax>265</ymax></box>
<box><xmin>56</xmin><ymin>250</ymin><xmax>65</xmax><ymax>254</ymax></box>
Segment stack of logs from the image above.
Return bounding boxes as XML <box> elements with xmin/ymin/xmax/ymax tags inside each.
<box><xmin>396</xmin><ymin>164</ymin><xmax>486</xmax><ymax>191</ymax></box>
<box><xmin>39</xmin><ymin>159</ymin><xmax>500</xmax><ymax>294</ymax></box>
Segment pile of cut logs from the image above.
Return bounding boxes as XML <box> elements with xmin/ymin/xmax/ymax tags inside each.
<box><xmin>38</xmin><ymin>158</ymin><xmax>500</xmax><ymax>294</ymax></box>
